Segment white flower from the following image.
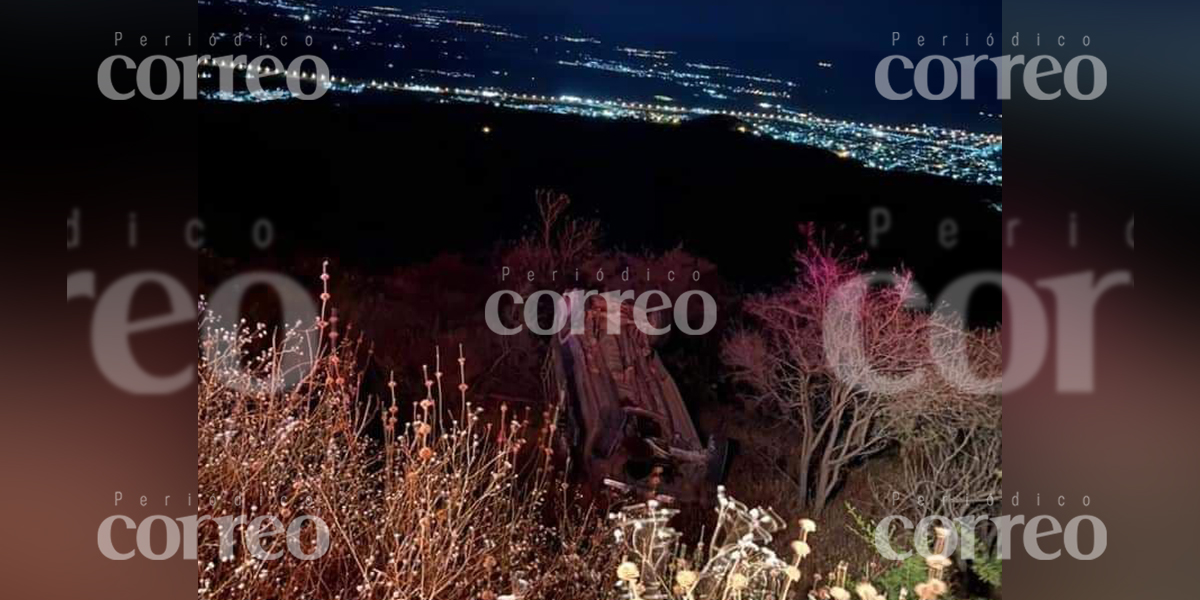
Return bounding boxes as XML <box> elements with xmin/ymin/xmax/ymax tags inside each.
<box><xmin>924</xmin><ymin>554</ymin><xmax>952</xmax><ymax>569</ymax></box>
<box><xmin>856</xmin><ymin>583</ymin><xmax>880</xmax><ymax>600</ymax></box>
<box><xmin>928</xmin><ymin>579</ymin><xmax>948</xmax><ymax>596</ymax></box>
<box><xmin>617</xmin><ymin>562</ymin><xmax>640</xmax><ymax>582</ymax></box>
<box><xmin>728</xmin><ymin>573</ymin><xmax>750</xmax><ymax>591</ymax></box>
<box><xmin>676</xmin><ymin>570</ymin><xmax>700</xmax><ymax>590</ymax></box>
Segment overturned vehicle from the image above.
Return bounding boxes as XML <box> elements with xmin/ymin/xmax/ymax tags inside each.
<box><xmin>546</xmin><ymin>291</ymin><xmax>729</xmax><ymax>503</ymax></box>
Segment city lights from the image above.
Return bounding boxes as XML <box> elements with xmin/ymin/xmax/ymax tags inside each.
<box><xmin>197</xmin><ymin>0</ymin><xmax>1002</xmax><ymax>186</ymax></box>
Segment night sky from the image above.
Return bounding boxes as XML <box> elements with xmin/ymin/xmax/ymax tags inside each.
<box><xmin>334</xmin><ymin>1</ymin><xmax>1001</xmax><ymax>55</ymax></box>
<box><xmin>327</xmin><ymin>0</ymin><xmax>1004</xmax><ymax>122</ymax></box>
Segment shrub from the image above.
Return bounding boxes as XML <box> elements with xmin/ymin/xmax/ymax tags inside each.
<box><xmin>608</xmin><ymin>487</ymin><xmax>820</xmax><ymax>600</ymax></box>
<box><xmin>197</xmin><ymin>263</ymin><xmax>616</xmax><ymax>600</ymax></box>
<box><xmin>722</xmin><ymin>227</ymin><xmax>1001</xmax><ymax>516</ymax></box>
<box><xmin>845</xmin><ymin>504</ymin><xmax>961</xmax><ymax>600</ymax></box>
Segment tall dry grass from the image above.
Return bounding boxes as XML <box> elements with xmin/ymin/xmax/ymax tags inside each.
<box><xmin>197</xmin><ymin>263</ymin><xmax>617</xmax><ymax>600</ymax></box>
<box><xmin>196</xmin><ymin>263</ymin><xmax>961</xmax><ymax>600</ymax></box>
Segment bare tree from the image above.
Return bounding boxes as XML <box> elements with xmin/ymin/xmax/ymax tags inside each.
<box><xmin>874</xmin><ymin>327</ymin><xmax>1003</xmax><ymax>522</ymax></box>
<box><xmin>722</xmin><ymin>230</ymin><xmax>999</xmax><ymax>515</ymax></box>
<box><xmin>504</xmin><ymin>190</ymin><xmax>600</xmax><ymax>291</ymax></box>
<box><xmin>874</xmin><ymin>422</ymin><xmax>1002</xmax><ymax>520</ymax></box>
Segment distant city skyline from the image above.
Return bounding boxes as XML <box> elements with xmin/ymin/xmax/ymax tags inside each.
<box><xmin>303</xmin><ymin>0</ymin><xmax>1003</xmax><ymax>128</ymax></box>
<box><xmin>331</xmin><ymin>0</ymin><xmax>1000</xmax><ymax>53</ymax></box>
<box><xmin>199</xmin><ymin>0</ymin><xmax>1002</xmax><ymax>184</ymax></box>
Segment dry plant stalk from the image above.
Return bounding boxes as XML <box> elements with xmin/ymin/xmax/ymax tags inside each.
<box><xmin>607</xmin><ymin>491</ymin><xmax>950</xmax><ymax>600</ymax></box>
<box><xmin>197</xmin><ymin>263</ymin><xmax>615</xmax><ymax>600</ymax></box>
<box><xmin>609</xmin><ymin>486</ymin><xmax>818</xmax><ymax>600</ymax></box>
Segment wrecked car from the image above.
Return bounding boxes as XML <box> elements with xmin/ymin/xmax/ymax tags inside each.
<box><xmin>546</xmin><ymin>291</ymin><xmax>729</xmax><ymax>503</ymax></box>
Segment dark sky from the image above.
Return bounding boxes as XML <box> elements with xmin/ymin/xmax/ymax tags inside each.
<box><xmin>372</xmin><ymin>1</ymin><xmax>1001</xmax><ymax>53</ymax></box>
<box><xmin>321</xmin><ymin>0</ymin><xmax>1004</xmax><ymax>124</ymax></box>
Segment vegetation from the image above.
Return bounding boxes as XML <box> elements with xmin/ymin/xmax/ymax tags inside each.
<box><xmin>198</xmin><ymin>263</ymin><xmax>617</xmax><ymax>600</ymax></box>
<box><xmin>722</xmin><ymin>227</ymin><xmax>1002</xmax><ymax>516</ymax></box>
<box><xmin>197</xmin><ymin>204</ymin><xmax>1001</xmax><ymax>600</ymax></box>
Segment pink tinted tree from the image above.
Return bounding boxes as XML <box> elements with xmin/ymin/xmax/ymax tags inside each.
<box><xmin>722</xmin><ymin>227</ymin><xmax>1000</xmax><ymax>514</ymax></box>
